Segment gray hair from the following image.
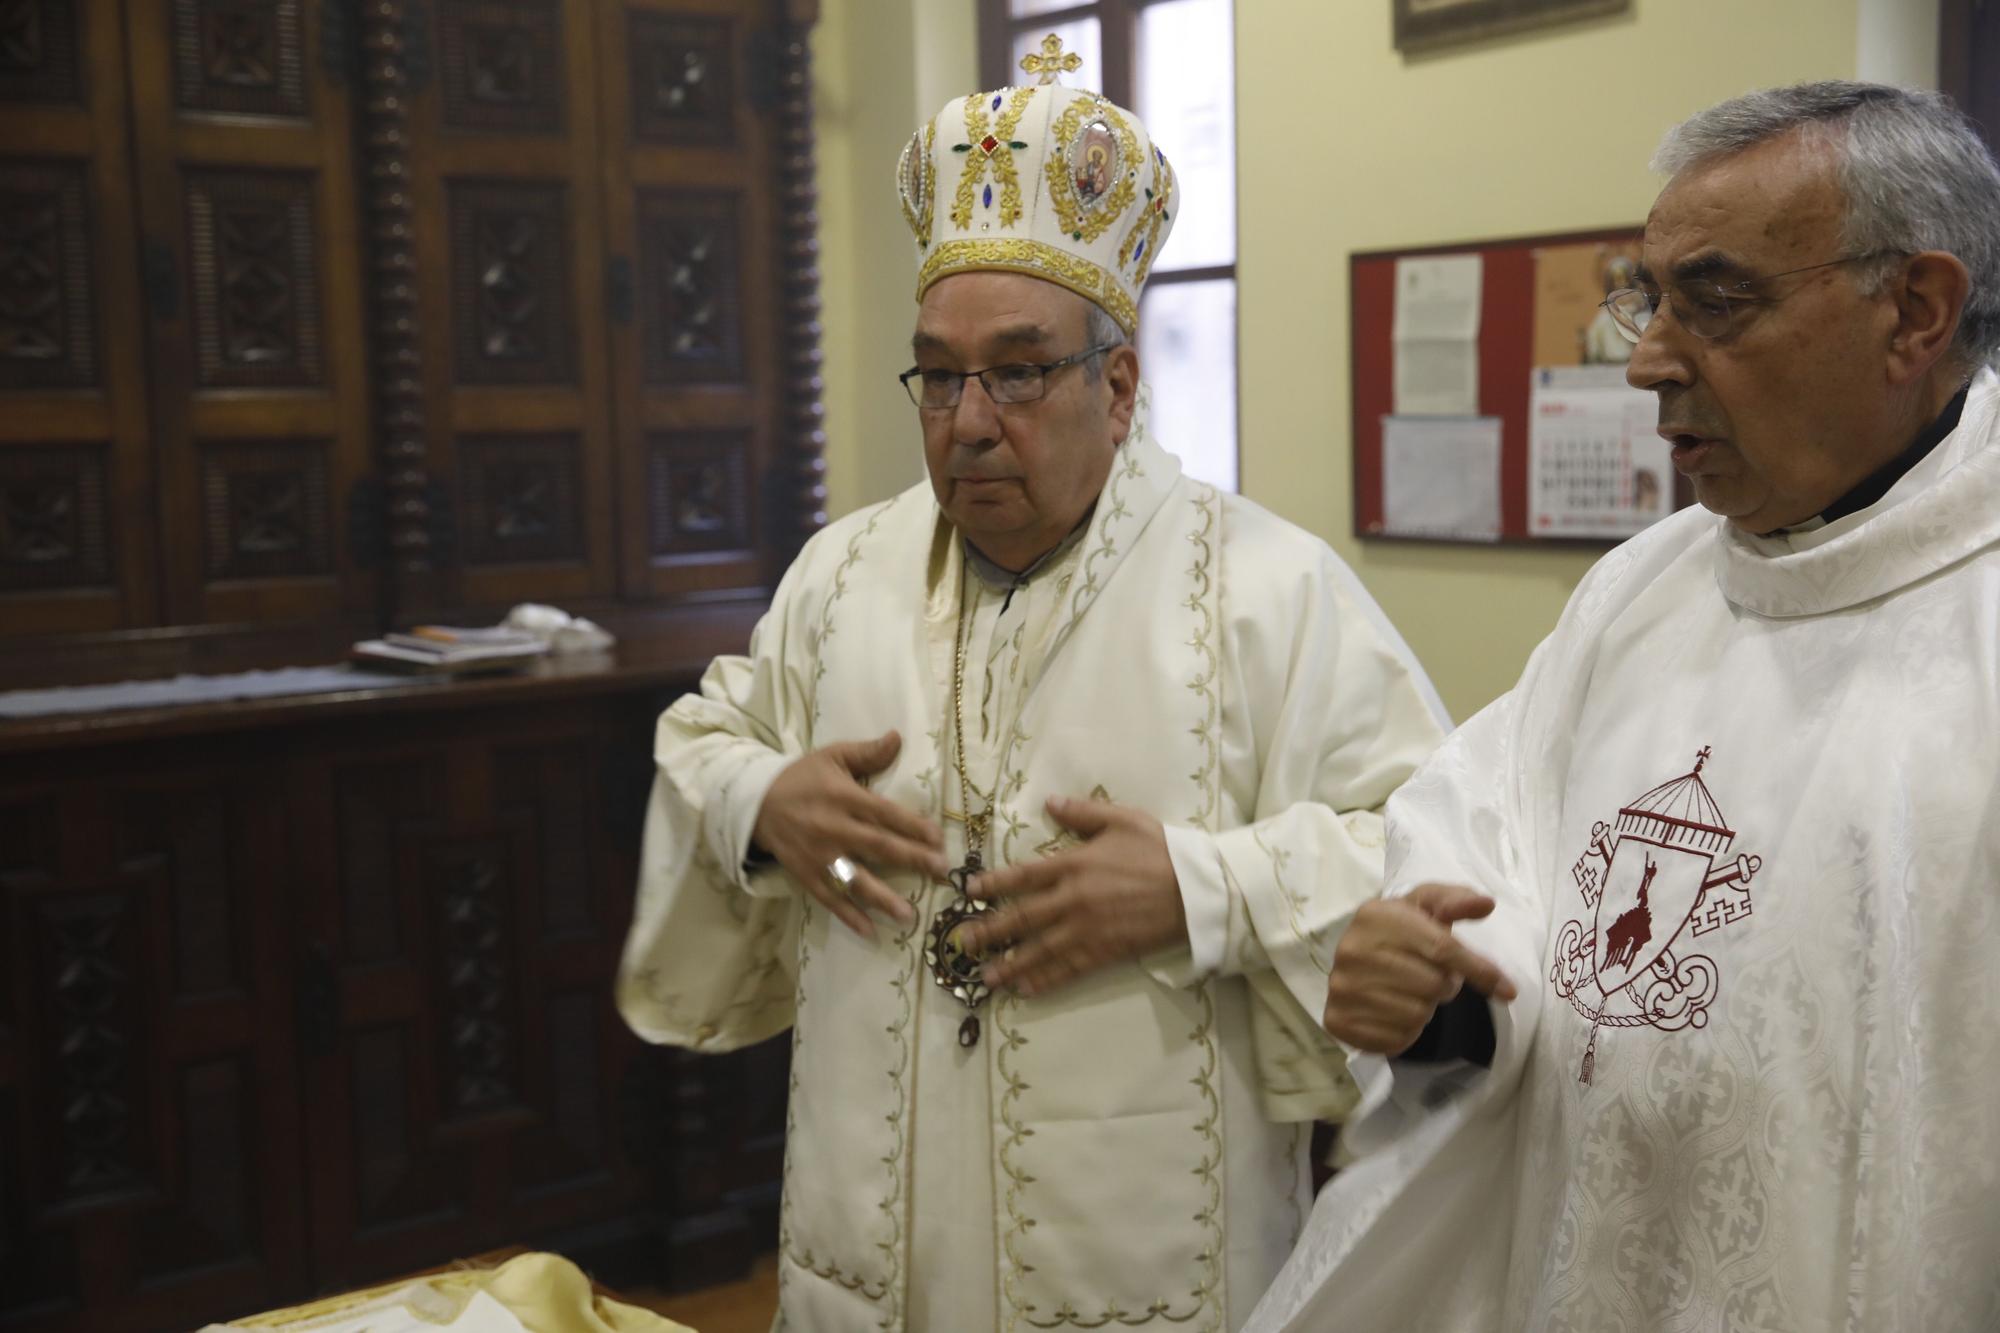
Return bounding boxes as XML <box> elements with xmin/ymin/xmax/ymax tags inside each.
<box><xmin>1081</xmin><ymin>297</ymin><xmax>1129</xmax><ymax>384</ymax></box>
<box><xmin>1653</xmin><ymin>81</ymin><xmax>2000</xmax><ymax>369</ymax></box>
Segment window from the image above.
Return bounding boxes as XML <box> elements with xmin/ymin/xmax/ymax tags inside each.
<box><xmin>980</xmin><ymin>0</ymin><xmax>1240</xmax><ymax>491</ymax></box>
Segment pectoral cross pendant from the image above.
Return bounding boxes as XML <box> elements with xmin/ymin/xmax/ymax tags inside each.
<box><xmin>927</xmin><ymin>850</ymin><xmax>994</xmax><ymax>1049</ymax></box>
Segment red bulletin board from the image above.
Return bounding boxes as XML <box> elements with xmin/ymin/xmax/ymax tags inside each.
<box><xmin>1351</xmin><ymin>225</ymin><xmax>1689</xmax><ymax>546</ymax></box>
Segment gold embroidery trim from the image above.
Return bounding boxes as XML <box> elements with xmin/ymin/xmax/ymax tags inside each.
<box><xmin>782</xmin><ymin>497</ymin><xmax>910</xmax><ymax>1325</ymax></box>
<box><xmin>952</xmin><ymin>86</ymin><xmax>1038</xmax><ymax>230</ymax></box>
<box><xmin>811</xmin><ymin>499</ymin><xmax>895</xmax><ymax>736</ymax></box>
<box><xmin>1045</xmin><ymin>99</ymin><xmax>1141</xmax><ymax>245</ymax></box>
<box><xmin>1257</xmin><ymin>826</ymin><xmax>1330</xmax><ymax>975</ymax></box>
<box><xmin>995</xmin><ymin>478</ymin><xmax>1227</xmax><ymax>1332</ymax></box>
<box><xmin>1118</xmin><ymin>148</ymin><xmax>1176</xmax><ymax>287</ymax></box>
<box><xmin>918</xmin><ymin>238</ymin><xmax>1138</xmax><ymax>336</ymax></box>
<box><xmin>1008</xmin><ymin>984</ymin><xmax>1226</xmax><ymax>1329</ymax></box>
<box><xmin>1185</xmin><ymin>485</ymin><xmax>1221</xmax><ymax>835</ymax></box>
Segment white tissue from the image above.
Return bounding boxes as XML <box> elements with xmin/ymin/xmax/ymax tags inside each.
<box><xmin>501</xmin><ymin>603</ymin><xmax>616</xmax><ymax>655</ymax></box>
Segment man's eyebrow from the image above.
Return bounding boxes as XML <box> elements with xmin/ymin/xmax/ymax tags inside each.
<box><xmin>1672</xmin><ymin>251</ymin><xmax>1751</xmax><ymax>284</ymax></box>
<box><xmin>911</xmin><ymin>323</ymin><xmax>1056</xmax><ymax>357</ymax></box>
<box><xmin>985</xmin><ymin>323</ymin><xmax>1057</xmax><ymax>352</ymax></box>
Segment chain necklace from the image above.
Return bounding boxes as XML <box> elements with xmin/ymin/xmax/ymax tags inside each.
<box><xmin>926</xmin><ymin>576</ymin><xmax>1001</xmax><ymax>1049</ymax></box>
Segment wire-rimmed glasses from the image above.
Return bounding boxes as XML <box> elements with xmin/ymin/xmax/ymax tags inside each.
<box><xmin>898</xmin><ymin>344</ymin><xmax>1115</xmax><ymax>410</ymax></box>
<box><xmin>1601</xmin><ymin>251</ymin><xmax>1901</xmax><ymax>342</ymax></box>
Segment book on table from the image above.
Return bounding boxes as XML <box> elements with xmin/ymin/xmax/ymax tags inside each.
<box><xmin>350</xmin><ymin>624</ymin><xmax>549</xmax><ymax>673</ymax></box>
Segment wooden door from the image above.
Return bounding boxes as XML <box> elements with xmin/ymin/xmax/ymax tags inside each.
<box><xmin>121</xmin><ymin>0</ymin><xmax>377</xmax><ymax>630</ymax></box>
<box><xmin>402</xmin><ymin>0</ymin><xmax>621</xmax><ymax>618</ymax></box>
<box><xmin>0</xmin><ymin>0</ymin><xmax>157</xmax><ymax>637</ymax></box>
<box><xmin>0</xmin><ymin>750</ymin><xmax>307</xmax><ymax>1332</ymax></box>
<box><xmin>291</xmin><ymin>704</ymin><xmax>647</xmax><ymax>1288</ymax></box>
<box><xmin>596</xmin><ymin>0</ymin><xmax>783</xmax><ymax>603</ymax></box>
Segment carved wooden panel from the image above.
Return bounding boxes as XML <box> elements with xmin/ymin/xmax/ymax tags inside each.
<box><xmin>438</xmin><ymin>0</ymin><xmax>562</xmax><ymax>134</ymax></box>
<box><xmin>648</xmin><ymin>430</ymin><xmax>749</xmax><ymax>556</ymax></box>
<box><xmin>638</xmin><ymin>188</ymin><xmax>744</xmax><ymax>386</ymax></box>
<box><xmin>37</xmin><ymin>889</ymin><xmax>149</xmax><ymax>1200</ymax></box>
<box><xmin>0</xmin><ymin>0</ymin><xmax>79</xmax><ymax>105</ymax></box>
<box><xmin>628</xmin><ymin>12</ymin><xmax>733</xmax><ymax>146</ymax></box>
<box><xmin>449</xmin><ymin>179</ymin><xmax>574</xmax><ymax>385</ymax></box>
<box><xmin>430</xmin><ymin>840</ymin><xmax>518</xmax><ymax>1114</ymax></box>
<box><xmin>0</xmin><ymin>159</ymin><xmax>96</xmax><ymax>390</ymax></box>
<box><xmin>457</xmin><ymin>431</ymin><xmax>583</xmax><ymax>566</ymax></box>
<box><xmin>199</xmin><ymin>438</ymin><xmax>332</xmax><ymax>580</ymax></box>
<box><xmin>0</xmin><ymin>444</ymin><xmax>109</xmax><ymax>593</ymax></box>
<box><xmin>185</xmin><ymin>169</ymin><xmax>323</xmax><ymax>388</ymax></box>
<box><xmin>173</xmin><ymin>0</ymin><xmax>308</xmax><ymax>119</ymax></box>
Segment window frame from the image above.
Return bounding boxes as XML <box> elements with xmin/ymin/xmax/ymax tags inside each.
<box><xmin>978</xmin><ymin>0</ymin><xmax>1242</xmax><ymax>490</ymax></box>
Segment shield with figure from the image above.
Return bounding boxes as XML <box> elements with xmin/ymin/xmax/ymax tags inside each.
<box><xmin>1587</xmin><ymin>752</ymin><xmax>1740</xmax><ymax>996</ymax></box>
<box><xmin>1556</xmin><ymin>747</ymin><xmax>1759</xmax><ymax>1084</ymax></box>
<box><xmin>1590</xmin><ymin>835</ymin><xmax>1709</xmax><ymax>995</ymax></box>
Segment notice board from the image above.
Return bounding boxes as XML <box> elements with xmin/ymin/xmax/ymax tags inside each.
<box><xmin>1351</xmin><ymin>225</ymin><xmax>1694</xmax><ymax>547</ymax></box>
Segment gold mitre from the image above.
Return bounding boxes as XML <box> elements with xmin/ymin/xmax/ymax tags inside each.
<box><xmin>896</xmin><ymin>34</ymin><xmax>1177</xmax><ymax>336</ymax></box>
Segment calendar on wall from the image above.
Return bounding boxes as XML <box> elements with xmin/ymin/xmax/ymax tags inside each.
<box><xmin>1528</xmin><ymin>368</ymin><xmax>1671</xmax><ymax>540</ymax></box>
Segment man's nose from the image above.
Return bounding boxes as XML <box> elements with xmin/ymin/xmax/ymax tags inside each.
<box><xmin>1624</xmin><ymin>306</ymin><xmax>1696</xmax><ymax>392</ymax></box>
<box><xmin>953</xmin><ymin>373</ymin><xmax>1004</xmax><ymax>444</ymax></box>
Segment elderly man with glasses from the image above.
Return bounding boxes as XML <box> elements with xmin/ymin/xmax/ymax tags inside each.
<box><xmin>615</xmin><ymin>42</ymin><xmax>1445</xmax><ymax>1333</ymax></box>
<box><xmin>1248</xmin><ymin>81</ymin><xmax>2000</xmax><ymax>1333</ymax></box>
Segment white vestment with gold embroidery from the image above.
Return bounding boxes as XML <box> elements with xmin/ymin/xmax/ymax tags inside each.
<box><xmin>1249</xmin><ymin>370</ymin><xmax>2000</xmax><ymax>1333</ymax></box>
<box><xmin>618</xmin><ymin>400</ymin><xmax>1445</xmax><ymax>1333</ymax></box>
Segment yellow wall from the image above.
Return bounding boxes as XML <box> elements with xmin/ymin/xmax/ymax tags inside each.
<box><xmin>813</xmin><ymin>0</ymin><xmax>1933</xmax><ymax>720</ymax></box>
<box><xmin>814</xmin><ymin>0</ymin><xmax>977</xmax><ymax>518</ymax></box>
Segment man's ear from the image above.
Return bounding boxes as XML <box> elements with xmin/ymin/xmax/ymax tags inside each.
<box><xmin>1106</xmin><ymin>343</ymin><xmax>1140</xmax><ymax>443</ymax></box>
<box><xmin>1886</xmin><ymin>250</ymin><xmax>1972</xmax><ymax>386</ymax></box>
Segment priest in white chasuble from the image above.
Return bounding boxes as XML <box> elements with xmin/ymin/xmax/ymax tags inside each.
<box><xmin>1249</xmin><ymin>83</ymin><xmax>2000</xmax><ymax>1333</ymax></box>
<box><xmin>615</xmin><ymin>39</ymin><xmax>1447</xmax><ymax>1333</ymax></box>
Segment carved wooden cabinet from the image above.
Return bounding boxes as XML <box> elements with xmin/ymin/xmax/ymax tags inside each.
<box><xmin>0</xmin><ymin>643</ymin><xmax>790</xmax><ymax>1332</ymax></box>
<box><xmin>0</xmin><ymin>0</ymin><xmax>827</xmax><ymax>653</ymax></box>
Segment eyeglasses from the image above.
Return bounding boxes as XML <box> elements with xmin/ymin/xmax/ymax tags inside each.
<box><xmin>898</xmin><ymin>344</ymin><xmax>1115</xmax><ymax>410</ymax></box>
<box><xmin>1601</xmin><ymin>250</ymin><xmax>1901</xmax><ymax>342</ymax></box>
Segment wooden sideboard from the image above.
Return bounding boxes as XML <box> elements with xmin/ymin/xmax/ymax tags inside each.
<box><xmin>0</xmin><ymin>627</ymin><xmax>789</xmax><ymax>1333</ymax></box>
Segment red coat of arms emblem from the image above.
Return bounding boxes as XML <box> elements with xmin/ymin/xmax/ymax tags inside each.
<box><xmin>1550</xmin><ymin>747</ymin><xmax>1763</xmax><ymax>1084</ymax></box>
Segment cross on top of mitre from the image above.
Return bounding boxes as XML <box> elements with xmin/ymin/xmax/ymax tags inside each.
<box><xmin>1020</xmin><ymin>32</ymin><xmax>1083</xmax><ymax>85</ymax></box>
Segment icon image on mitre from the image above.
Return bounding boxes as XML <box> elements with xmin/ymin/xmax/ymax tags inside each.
<box><xmin>1552</xmin><ymin>747</ymin><xmax>1763</xmax><ymax>1084</ymax></box>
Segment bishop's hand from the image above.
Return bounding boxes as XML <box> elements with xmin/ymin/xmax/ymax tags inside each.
<box><xmin>752</xmin><ymin>730</ymin><xmax>949</xmax><ymax>940</ymax></box>
<box><xmin>955</xmin><ymin>795</ymin><xmax>1187</xmax><ymax>997</ymax></box>
<box><xmin>1321</xmin><ymin>883</ymin><xmax>1517</xmax><ymax>1055</ymax></box>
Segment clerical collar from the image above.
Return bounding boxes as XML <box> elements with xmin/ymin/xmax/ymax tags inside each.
<box><xmin>1809</xmin><ymin>382</ymin><xmax>1971</xmax><ymax>528</ymax></box>
<box><xmin>961</xmin><ymin>510</ymin><xmax>1093</xmax><ymax>593</ymax></box>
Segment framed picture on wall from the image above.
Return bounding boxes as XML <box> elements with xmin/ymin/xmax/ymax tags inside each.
<box><xmin>1393</xmin><ymin>0</ymin><xmax>1630</xmax><ymax>53</ymax></box>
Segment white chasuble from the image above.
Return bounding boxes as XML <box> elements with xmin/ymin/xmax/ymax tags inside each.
<box><xmin>617</xmin><ymin>395</ymin><xmax>1446</xmax><ymax>1333</ymax></box>
<box><xmin>1249</xmin><ymin>370</ymin><xmax>2000</xmax><ymax>1333</ymax></box>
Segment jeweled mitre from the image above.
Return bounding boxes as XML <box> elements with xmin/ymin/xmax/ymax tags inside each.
<box><xmin>896</xmin><ymin>42</ymin><xmax>1177</xmax><ymax>335</ymax></box>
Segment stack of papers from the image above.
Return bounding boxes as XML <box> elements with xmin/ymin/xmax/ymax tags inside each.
<box><xmin>351</xmin><ymin>624</ymin><xmax>550</xmax><ymax>673</ymax></box>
